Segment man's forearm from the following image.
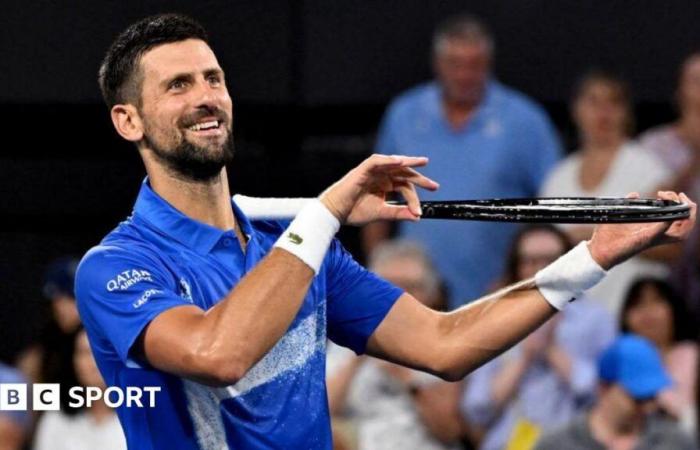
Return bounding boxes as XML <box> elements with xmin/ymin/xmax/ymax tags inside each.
<box><xmin>199</xmin><ymin>250</ymin><xmax>315</xmax><ymax>376</ymax></box>
<box><xmin>435</xmin><ymin>280</ymin><xmax>557</xmax><ymax>381</ymax></box>
<box><xmin>145</xmin><ymin>249</ymin><xmax>316</xmax><ymax>386</ymax></box>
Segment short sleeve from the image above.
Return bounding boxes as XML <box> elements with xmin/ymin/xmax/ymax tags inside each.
<box><xmin>75</xmin><ymin>245</ymin><xmax>193</xmax><ymax>366</ymax></box>
<box><xmin>324</xmin><ymin>239</ymin><xmax>403</xmax><ymax>354</ymax></box>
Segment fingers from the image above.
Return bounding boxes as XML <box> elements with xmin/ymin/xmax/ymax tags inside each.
<box><xmin>680</xmin><ymin>192</ymin><xmax>697</xmax><ymax>222</ymax></box>
<box><xmin>656</xmin><ymin>191</ymin><xmax>697</xmax><ymax>241</ymax></box>
<box><xmin>657</xmin><ymin>190</ymin><xmax>680</xmax><ymax>202</ymax></box>
<box><xmin>625</xmin><ymin>192</ymin><xmax>641</xmax><ymax>199</ymax></box>
<box><xmin>395</xmin><ymin>182</ymin><xmax>422</xmax><ymax>216</ymax></box>
<box><xmin>363</xmin><ymin>154</ymin><xmax>428</xmax><ymax>171</ymax></box>
<box><xmin>387</xmin><ymin>154</ymin><xmax>430</xmax><ymax>168</ymax></box>
<box><xmin>391</xmin><ymin>167</ymin><xmax>440</xmax><ymax>191</ymax></box>
<box><xmin>380</xmin><ymin>204</ymin><xmax>421</xmax><ymax>222</ymax></box>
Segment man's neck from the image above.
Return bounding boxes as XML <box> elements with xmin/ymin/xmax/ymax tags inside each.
<box><xmin>148</xmin><ymin>166</ymin><xmax>236</xmax><ymax>232</ymax></box>
<box><xmin>442</xmin><ymin>97</ymin><xmax>479</xmax><ymax>130</ymax></box>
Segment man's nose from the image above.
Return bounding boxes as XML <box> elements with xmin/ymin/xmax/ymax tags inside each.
<box><xmin>194</xmin><ymin>80</ymin><xmax>220</xmax><ymax>109</ymax></box>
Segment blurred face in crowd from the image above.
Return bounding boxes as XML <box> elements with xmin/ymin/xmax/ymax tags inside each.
<box><xmin>74</xmin><ymin>330</ymin><xmax>106</xmax><ymax>389</ymax></box>
<box><xmin>374</xmin><ymin>257</ymin><xmax>439</xmax><ymax>309</ymax></box>
<box><xmin>516</xmin><ymin>230</ymin><xmax>566</xmax><ymax>280</ymax></box>
<box><xmin>573</xmin><ymin>78</ymin><xmax>630</xmax><ymax>147</ymax></box>
<box><xmin>599</xmin><ymin>384</ymin><xmax>656</xmax><ymax>430</ymax></box>
<box><xmin>434</xmin><ymin>38</ymin><xmax>491</xmax><ymax>106</ymax></box>
<box><xmin>623</xmin><ymin>283</ymin><xmax>674</xmax><ymax>348</ymax></box>
<box><xmin>51</xmin><ymin>293</ymin><xmax>81</xmax><ymax>334</ymax></box>
<box><xmin>126</xmin><ymin>39</ymin><xmax>234</xmax><ymax>181</ymax></box>
<box><xmin>678</xmin><ymin>55</ymin><xmax>700</xmax><ymax>112</ymax></box>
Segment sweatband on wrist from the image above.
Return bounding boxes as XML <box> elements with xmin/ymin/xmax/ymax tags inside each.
<box><xmin>534</xmin><ymin>241</ymin><xmax>607</xmax><ymax>310</ymax></box>
<box><xmin>233</xmin><ymin>194</ymin><xmax>310</xmax><ymax>219</ymax></box>
<box><xmin>273</xmin><ymin>200</ymin><xmax>340</xmax><ymax>274</ymax></box>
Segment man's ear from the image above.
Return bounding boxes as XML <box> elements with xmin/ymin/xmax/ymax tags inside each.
<box><xmin>111</xmin><ymin>103</ymin><xmax>144</xmax><ymax>142</ymax></box>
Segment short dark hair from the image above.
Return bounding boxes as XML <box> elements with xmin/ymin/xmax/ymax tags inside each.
<box><xmin>432</xmin><ymin>14</ymin><xmax>493</xmax><ymax>55</ymax></box>
<box><xmin>620</xmin><ymin>277</ymin><xmax>696</xmax><ymax>342</ymax></box>
<box><xmin>571</xmin><ymin>69</ymin><xmax>634</xmax><ymax>135</ymax></box>
<box><xmin>572</xmin><ymin>69</ymin><xmax>631</xmax><ymax>105</ymax></box>
<box><xmin>98</xmin><ymin>13</ymin><xmax>209</xmax><ymax>109</ymax></box>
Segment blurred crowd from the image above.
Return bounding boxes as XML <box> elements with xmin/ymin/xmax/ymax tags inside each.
<box><xmin>344</xmin><ymin>13</ymin><xmax>700</xmax><ymax>450</ymax></box>
<box><xmin>3</xmin><ymin>12</ymin><xmax>700</xmax><ymax>450</ymax></box>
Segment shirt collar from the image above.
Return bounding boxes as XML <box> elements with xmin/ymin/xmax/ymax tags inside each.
<box><xmin>428</xmin><ymin>78</ymin><xmax>499</xmax><ymax>123</ymax></box>
<box><xmin>133</xmin><ymin>178</ymin><xmax>254</xmax><ymax>255</ymax></box>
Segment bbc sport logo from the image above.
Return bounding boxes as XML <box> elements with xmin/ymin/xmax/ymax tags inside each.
<box><xmin>0</xmin><ymin>384</ymin><xmax>161</xmax><ymax>411</ymax></box>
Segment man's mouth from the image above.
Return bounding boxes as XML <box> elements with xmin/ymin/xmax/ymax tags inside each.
<box><xmin>186</xmin><ymin>119</ymin><xmax>224</xmax><ymax>136</ymax></box>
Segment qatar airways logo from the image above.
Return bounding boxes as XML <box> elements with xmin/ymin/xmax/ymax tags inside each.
<box><xmin>0</xmin><ymin>384</ymin><xmax>161</xmax><ymax>411</ymax></box>
<box><xmin>106</xmin><ymin>269</ymin><xmax>153</xmax><ymax>291</ymax></box>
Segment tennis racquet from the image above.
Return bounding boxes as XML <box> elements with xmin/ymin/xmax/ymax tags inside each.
<box><xmin>390</xmin><ymin>198</ymin><xmax>690</xmax><ymax>223</ymax></box>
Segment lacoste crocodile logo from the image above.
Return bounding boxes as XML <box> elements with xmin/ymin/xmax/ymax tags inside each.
<box><xmin>287</xmin><ymin>232</ymin><xmax>303</xmax><ymax>245</ymax></box>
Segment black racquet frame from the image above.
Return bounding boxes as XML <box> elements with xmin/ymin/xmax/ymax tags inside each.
<box><xmin>390</xmin><ymin>198</ymin><xmax>690</xmax><ymax>223</ymax></box>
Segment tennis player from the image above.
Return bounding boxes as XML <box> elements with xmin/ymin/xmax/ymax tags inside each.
<box><xmin>75</xmin><ymin>13</ymin><xmax>697</xmax><ymax>449</ymax></box>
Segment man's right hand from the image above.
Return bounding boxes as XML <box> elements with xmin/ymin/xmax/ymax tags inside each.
<box><xmin>319</xmin><ymin>154</ymin><xmax>439</xmax><ymax>225</ymax></box>
<box><xmin>588</xmin><ymin>191</ymin><xmax>697</xmax><ymax>270</ymax></box>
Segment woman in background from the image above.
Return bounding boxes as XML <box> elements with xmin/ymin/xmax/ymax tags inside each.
<box><xmin>33</xmin><ymin>329</ymin><xmax>126</xmax><ymax>450</ymax></box>
<box><xmin>540</xmin><ymin>70</ymin><xmax>672</xmax><ymax>316</ymax></box>
<box><xmin>619</xmin><ymin>277</ymin><xmax>698</xmax><ymax>435</ymax></box>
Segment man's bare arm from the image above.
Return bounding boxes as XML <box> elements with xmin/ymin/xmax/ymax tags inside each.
<box><xmin>140</xmin><ymin>250</ymin><xmax>315</xmax><ymax>386</ymax></box>
<box><xmin>366</xmin><ymin>280</ymin><xmax>554</xmax><ymax>381</ymax></box>
<box><xmin>368</xmin><ymin>191</ymin><xmax>697</xmax><ymax>381</ymax></box>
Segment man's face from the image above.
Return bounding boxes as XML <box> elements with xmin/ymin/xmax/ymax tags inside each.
<box><xmin>137</xmin><ymin>39</ymin><xmax>234</xmax><ymax>181</ymax></box>
<box><xmin>433</xmin><ymin>39</ymin><xmax>491</xmax><ymax>105</ymax></box>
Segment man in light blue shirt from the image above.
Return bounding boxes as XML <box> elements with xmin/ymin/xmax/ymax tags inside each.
<box><xmin>371</xmin><ymin>15</ymin><xmax>562</xmax><ymax>308</ymax></box>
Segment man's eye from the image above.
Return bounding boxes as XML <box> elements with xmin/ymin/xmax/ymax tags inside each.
<box><xmin>170</xmin><ymin>80</ymin><xmax>187</xmax><ymax>90</ymax></box>
<box><xmin>207</xmin><ymin>75</ymin><xmax>221</xmax><ymax>85</ymax></box>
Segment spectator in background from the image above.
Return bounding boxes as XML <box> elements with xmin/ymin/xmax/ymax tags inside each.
<box><xmin>34</xmin><ymin>329</ymin><xmax>126</xmax><ymax>450</ymax></box>
<box><xmin>535</xmin><ymin>335</ymin><xmax>696</xmax><ymax>450</ymax></box>
<box><xmin>17</xmin><ymin>257</ymin><xmax>82</xmax><ymax>387</ymax></box>
<box><xmin>364</xmin><ymin>13</ymin><xmax>562</xmax><ymax>309</ymax></box>
<box><xmin>326</xmin><ymin>241</ymin><xmax>464</xmax><ymax>450</ymax></box>
<box><xmin>540</xmin><ymin>71</ymin><xmax>672</xmax><ymax>316</ymax></box>
<box><xmin>639</xmin><ymin>53</ymin><xmax>700</xmax><ymax>320</ymax></box>
<box><xmin>462</xmin><ymin>225</ymin><xmax>615</xmax><ymax>450</ymax></box>
<box><xmin>638</xmin><ymin>52</ymin><xmax>700</xmax><ymax>201</ymax></box>
<box><xmin>0</xmin><ymin>363</ymin><xmax>31</xmax><ymax>450</ymax></box>
<box><xmin>620</xmin><ymin>278</ymin><xmax>698</xmax><ymax>434</ymax></box>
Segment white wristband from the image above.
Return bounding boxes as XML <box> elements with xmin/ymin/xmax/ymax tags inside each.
<box><xmin>534</xmin><ymin>241</ymin><xmax>607</xmax><ymax>310</ymax></box>
<box><xmin>273</xmin><ymin>199</ymin><xmax>340</xmax><ymax>274</ymax></box>
<box><xmin>233</xmin><ymin>194</ymin><xmax>310</xmax><ymax>219</ymax></box>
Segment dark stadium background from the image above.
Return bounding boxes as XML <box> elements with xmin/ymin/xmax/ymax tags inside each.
<box><xmin>1</xmin><ymin>0</ymin><xmax>698</xmax><ymax>362</ymax></box>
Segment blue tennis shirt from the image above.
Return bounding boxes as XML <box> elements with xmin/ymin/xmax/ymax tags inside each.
<box><xmin>75</xmin><ymin>180</ymin><xmax>403</xmax><ymax>449</ymax></box>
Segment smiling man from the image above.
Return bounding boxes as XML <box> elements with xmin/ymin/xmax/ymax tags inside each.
<box><xmin>75</xmin><ymin>13</ymin><xmax>696</xmax><ymax>450</ymax></box>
